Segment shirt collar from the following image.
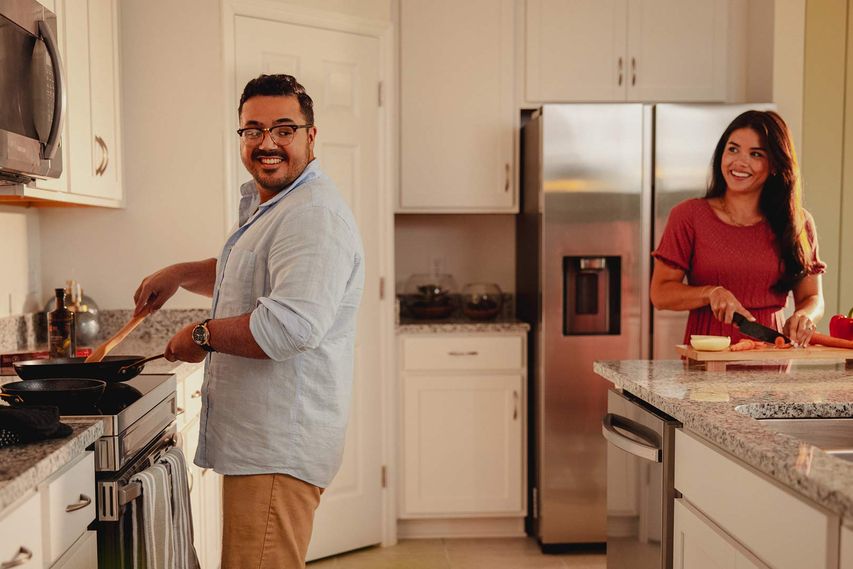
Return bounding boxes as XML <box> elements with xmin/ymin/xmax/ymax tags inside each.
<box><xmin>237</xmin><ymin>159</ymin><xmax>320</xmax><ymax>226</ymax></box>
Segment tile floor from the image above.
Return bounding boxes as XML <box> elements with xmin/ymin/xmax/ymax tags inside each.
<box><xmin>307</xmin><ymin>538</ymin><xmax>606</xmax><ymax>568</ymax></box>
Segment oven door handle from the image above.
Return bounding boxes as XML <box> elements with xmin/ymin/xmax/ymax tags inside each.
<box><xmin>602</xmin><ymin>413</ymin><xmax>662</xmax><ymax>463</ymax></box>
<box><xmin>38</xmin><ymin>19</ymin><xmax>66</xmax><ymax>161</ymax></box>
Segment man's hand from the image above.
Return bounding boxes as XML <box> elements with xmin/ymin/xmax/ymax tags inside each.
<box><xmin>164</xmin><ymin>322</ymin><xmax>207</xmax><ymax>363</ymax></box>
<box><xmin>133</xmin><ymin>266</ymin><xmax>183</xmax><ymax>317</ymax></box>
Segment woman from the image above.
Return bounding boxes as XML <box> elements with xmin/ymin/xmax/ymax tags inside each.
<box><xmin>650</xmin><ymin>110</ymin><xmax>825</xmax><ymax>346</ymax></box>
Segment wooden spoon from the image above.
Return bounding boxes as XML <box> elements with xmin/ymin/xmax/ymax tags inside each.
<box><xmin>85</xmin><ymin>313</ymin><xmax>147</xmax><ymax>363</ymax></box>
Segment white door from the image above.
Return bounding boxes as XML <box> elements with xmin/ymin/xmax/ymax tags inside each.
<box><xmin>234</xmin><ymin>16</ymin><xmax>383</xmax><ymax>561</ymax></box>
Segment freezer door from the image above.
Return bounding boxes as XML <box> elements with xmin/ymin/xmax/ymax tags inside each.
<box><xmin>651</xmin><ymin>103</ymin><xmax>775</xmax><ymax>359</ymax></box>
<box><xmin>537</xmin><ymin>104</ymin><xmax>648</xmax><ymax>544</ymax></box>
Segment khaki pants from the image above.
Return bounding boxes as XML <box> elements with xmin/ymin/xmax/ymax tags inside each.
<box><xmin>221</xmin><ymin>473</ymin><xmax>323</xmax><ymax>569</ymax></box>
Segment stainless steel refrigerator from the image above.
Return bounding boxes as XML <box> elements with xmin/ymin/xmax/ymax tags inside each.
<box><xmin>517</xmin><ymin>103</ymin><xmax>774</xmax><ymax>550</ymax></box>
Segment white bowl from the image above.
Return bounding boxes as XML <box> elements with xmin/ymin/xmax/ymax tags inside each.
<box><xmin>690</xmin><ymin>335</ymin><xmax>731</xmax><ymax>351</ymax></box>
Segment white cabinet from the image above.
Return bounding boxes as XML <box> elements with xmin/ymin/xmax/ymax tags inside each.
<box><xmin>399</xmin><ymin>332</ymin><xmax>526</xmax><ymax>527</ymax></box>
<box><xmin>51</xmin><ymin>531</ymin><xmax>97</xmax><ymax>569</ymax></box>
<box><xmin>41</xmin><ymin>451</ymin><xmax>96</xmax><ymax>566</ymax></box>
<box><xmin>176</xmin><ymin>365</ymin><xmax>222</xmax><ymax>569</ymax></box>
<box><xmin>398</xmin><ymin>0</ymin><xmax>516</xmax><ymax>212</ymax></box>
<box><xmin>673</xmin><ymin>499</ymin><xmax>766</xmax><ymax>569</ymax></box>
<box><xmin>0</xmin><ymin>492</ymin><xmax>44</xmax><ymax>569</ymax></box>
<box><xmin>842</xmin><ymin>523</ymin><xmax>853</xmax><ymax>569</ymax></box>
<box><xmin>525</xmin><ymin>0</ymin><xmax>733</xmax><ymax>103</ymax></box>
<box><xmin>2</xmin><ymin>0</ymin><xmax>123</xmax><ymax>206</ymax></box>
<box><xmin>675</xmin><ymin>429</ymin><xmax>836</xmax><ymax>569</ymax></box>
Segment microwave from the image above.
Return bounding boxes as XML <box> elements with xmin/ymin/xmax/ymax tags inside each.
<box><xmin>0</xmin><ymin>0</ymin><xmax>65</xmax><ymax>185</ymax></box>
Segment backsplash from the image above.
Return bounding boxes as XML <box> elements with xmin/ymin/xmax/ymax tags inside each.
<box><xmin>0</xmin><ymin>309</ymin><xmax>210</xmax><ymax>353</ymax></box>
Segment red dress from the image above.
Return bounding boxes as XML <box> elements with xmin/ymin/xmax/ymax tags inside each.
<box><xmin>653</xmin><ymin>198</ymin><xmax>825</xmax><ymax>343</ymax></box>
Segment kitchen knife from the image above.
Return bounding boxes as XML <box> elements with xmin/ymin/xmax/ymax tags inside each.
<box><xmin>732</xmin><ymin>313</ymin><xmax>791</xmax><ymax>344</ymax></box>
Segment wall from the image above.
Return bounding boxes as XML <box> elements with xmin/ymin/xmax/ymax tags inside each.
<box><xmin>843</xmin><ymin>0</ymin><xmax>853</xmax><ymax>316</ymax></box>
<box><xmin>394</xmin><ymin>215</ymin><xmax>516</xmax><ymax>293</ymax></box>
<box><xmin>38</xmin><ymin>0</ymin><xmax>393</xmax><ymax>310</ymax></box>
<box><xmin>0</xmin><ymin>207</ymin><xmax>41</xmax><ymax>316</ymax></box>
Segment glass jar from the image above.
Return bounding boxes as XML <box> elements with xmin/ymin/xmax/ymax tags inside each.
<box><xmin>403</xmin><ymin>273</ymin><xmax>458</xmax><ymax>319</ymax></box>
<box><xmin>461</xmin><ymin>282</ymin><xmax>503</xmax><ymax>321</ymax></box>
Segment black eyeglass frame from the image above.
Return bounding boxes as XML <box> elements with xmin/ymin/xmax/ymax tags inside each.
<box><xmin>236</xmin><ymin>124</ymin><xmax>314</xmax><ymax>146</ymax></box>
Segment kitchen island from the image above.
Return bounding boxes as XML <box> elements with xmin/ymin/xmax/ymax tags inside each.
<box><xmin>595</xmin><ymin>359</ymin><xmax>853</xmax><ymax>569</ymax></box>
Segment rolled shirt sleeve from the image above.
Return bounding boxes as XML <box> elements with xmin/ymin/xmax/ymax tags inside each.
<box><xmin>249</xmin><ymin>204</ymin><xmax>358</xmax><ymax>361</ymax></box>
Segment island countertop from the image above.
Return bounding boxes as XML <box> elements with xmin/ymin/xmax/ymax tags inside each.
<box><xmin>594</xmin><ymin>359</ymin><xmax>853</xmax><ymax>519</ymax></box>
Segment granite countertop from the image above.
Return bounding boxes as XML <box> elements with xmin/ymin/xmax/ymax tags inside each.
<box><xmin>594</xmin><ymin>359</ymin><xmax>853</xmax><ymax>519</ymax></box>
<box><xmin>397</xmin><ymin>320</ymin><xmax>530</xmax><ymax>333</ymax></box>
<box><xmin>0</xmin><ymin>420</ymin><xmax>103</xmax><ymax>512</ymax></box>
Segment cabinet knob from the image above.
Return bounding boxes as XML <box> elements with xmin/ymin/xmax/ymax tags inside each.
<box><xmin>1</xmin><ymin>547</ymin><xmax>33</xmax><ymax>569</ymax></box>
<box><xmin>191</xmin><ymin>390</ymin><xmax>202</xmax><ymax>399</ymax></box>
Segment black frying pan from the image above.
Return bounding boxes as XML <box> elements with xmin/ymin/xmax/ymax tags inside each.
<box><xmin>1</xmin><ymin>379</ymin><xmax>106</xmax><ymax>409</ymax></box>
<box><xmin>12</xmin><ymin>354</ymin><xmax>165</xmax><ymax>383</ymax></box>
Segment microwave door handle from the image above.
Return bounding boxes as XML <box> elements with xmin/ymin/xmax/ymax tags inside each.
<box><xmin>602</xmin><ymin>413</ymin><xmax>662</xmax><ymax>463</ymax></box>
<box><xmin>38</xmin><ymin>20</ymin><xmax>67</xmax><ymax>160</ymax></box>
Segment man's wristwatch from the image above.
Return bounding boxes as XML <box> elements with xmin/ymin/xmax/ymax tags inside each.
<box><xmin>191</xmin><ymin>319</ymin><xmax>215</xmax><ymax>352</ymax></box>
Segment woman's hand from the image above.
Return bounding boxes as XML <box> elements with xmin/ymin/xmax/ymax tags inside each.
<box><xmin>708</xmin><ymin>286</ymin><xmax>755</xmax><ymax>324</ymax></box>
<box><xmin>784</xmin><ymin>311</ymin><xmax>817</xmax><ymax>347</ymax></box>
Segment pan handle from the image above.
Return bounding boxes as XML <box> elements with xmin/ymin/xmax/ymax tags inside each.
<box><xmin>0</xmin><ymin>393</ymin><xmax>24</xmax><ymax>405</ymax></box>
<box><xmin>118</xmin><ymin>353</ymin><xmax>166</xmax><ymax>375</ymax></box>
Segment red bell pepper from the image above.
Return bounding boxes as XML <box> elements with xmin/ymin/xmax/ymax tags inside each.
<box><xmin>829</xmin><ymin>307</ymin><xmax>853</xmax><ymax>340</ymax></box>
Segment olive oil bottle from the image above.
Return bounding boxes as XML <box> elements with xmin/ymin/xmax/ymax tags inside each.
<box><xmin>48</xmin><ymin>287</ymin><xmax>76</xmax><ymax>358</ymax></box>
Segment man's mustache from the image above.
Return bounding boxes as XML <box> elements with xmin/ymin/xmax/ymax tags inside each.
<box><xmin>252</xmin><ymin>149</ymin><xmax>288</xmax><ymax>160</ymax></box>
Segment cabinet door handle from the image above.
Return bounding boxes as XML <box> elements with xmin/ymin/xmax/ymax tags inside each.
<box><xmin>65</xmin><ymin>493</ymin><xmax>92</xmax><ymax>513</ymax></box>
<box><xmin>513</xmin><ymin>390</ymin><xmax>519</xmax><ymax>420</ymax></box>
<box><xmin>94</xmin><ymin>135</ymin><xmax>107</xmax><ymax>175</ymax></box>
<box><xmin>504</xmin><ymin>163</ymin><xmax>510</xmax><ymax>192</ymax></box>
<box><xmin>191</xmin><ymin>390</ymin><xmax>202</xmax><ymax>399</ymax></box>
<box><xmin>1</xmin><ymin>546</ymin><xmax>33</xmax><ymax>569</ymax></box>
<box><xmin>176</xmin><ymin>406</ymin><xmax>185</xmax><ymax>415</ymax></box>
<box><xmin>187</xmin><ymin>466</ymin><xmax>195</xmax><ymax>492</ymax></box>
<box><xmin>448</xmin><ymin>351</ymin><xmax>478</xmax><ymax>356</ymax></box>
<box><xmin>631</xmin><ymin>57</ymin><xmax>637</xmax><ymax>86</ymax></box>
<box><xmin>617</xmin><ymin>56</ymin><xmax>623</xmax><ymax>86</ymax></box>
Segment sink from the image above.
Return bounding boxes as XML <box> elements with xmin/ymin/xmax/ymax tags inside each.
<box><xmin>756</xmin><ymin>417</ymin><xmax>853</xmax><ymax>460</ymax></box>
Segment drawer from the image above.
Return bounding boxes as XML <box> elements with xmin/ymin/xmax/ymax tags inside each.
<box><xmin>0</xmin><ymin>491</ymin><xmax>43</xmax><ymax>569</ymax></box>
<box><xmin>402</xmin><ymin>335</ymin><xmax>523</xmax><ymax>371</ymax></box>
<box><xmin>51</xmin><ymin>530</ymin><xmax>97</xmax><ymax>569</ymax></box>
<box><xmin>177</xmin><ymin>368</ymin><xmax>204</xmax><ymax>426</ymax></box>
<box><xmin>43</xmin><ymin>451</ymin><xmax>96</xmax><ymax>565</ymax></box>
<box><xmin>675</xmin><ymin>429</ymin><xmax>834</xmax><ymax>569</ymax></box>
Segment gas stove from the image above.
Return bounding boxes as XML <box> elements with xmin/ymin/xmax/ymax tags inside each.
<box><xmin>61</xmin><ymin>373</ymin><xmax>177</xmax><ymax>473</ymax></box>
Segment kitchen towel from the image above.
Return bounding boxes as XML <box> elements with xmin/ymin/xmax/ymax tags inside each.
<box><xmin>159</xmin><ymin>447</ymin><xmax>200</xmax><ymax>569</ymax></box>
<box><xmin>130</xmin><ymin>463</ymin><xmax>174</xmax><ymax>569</ymax></box>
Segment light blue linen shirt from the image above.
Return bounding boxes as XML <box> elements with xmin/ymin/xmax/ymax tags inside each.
<box><xmin>194</xmin><ymin>160</ymin><xmax>365</xmax><ymax>488</ymax></box>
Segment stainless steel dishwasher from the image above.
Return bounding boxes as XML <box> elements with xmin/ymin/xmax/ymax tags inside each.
<box><xmin>602</xmin><ymin>388</ymin><xmax>680</xmax><ymax>569</ymax></box>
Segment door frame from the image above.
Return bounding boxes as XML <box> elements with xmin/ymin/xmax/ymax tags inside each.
<box><xmin>221</xmin><ymin>0</ymin><xmax>398</xmax><ymax>548</ymax></box>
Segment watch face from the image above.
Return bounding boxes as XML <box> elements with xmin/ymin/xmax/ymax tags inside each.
<box><xmin>192</xmin><ymin>325</ymin><xmax>208</xmax><ymax>345</ymax></box>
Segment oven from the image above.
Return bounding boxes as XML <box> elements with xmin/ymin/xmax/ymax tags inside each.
<box><xmin>603</xmin><ymin>388</ymin><xmax>680</xmax><ymax>569</ymax></box>
<box><xmin>0</xmin><ymin>0</ymin><xmax>65</xmax><ymax>184</ymax></box>
<box><xmin>61</xmin><ymin>373</ymin><xmax>178</xmax><ymax>569</ymax></box>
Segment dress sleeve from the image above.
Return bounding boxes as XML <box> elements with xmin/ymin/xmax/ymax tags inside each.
<box><xmin>803</xmin><ymin>210</ymin><xmax>826</xmax><ymax>275</ymax></box>
<box><xmin>652</xmin><ymin>200</ymin><xmax>697</xmax><ymax>273</ymax></box>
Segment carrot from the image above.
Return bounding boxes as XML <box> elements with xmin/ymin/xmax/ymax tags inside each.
<box><xmin>810</xmin><ymin>332</ymin><xmax>853</xmax><ymax>350</ymax></box>
<box><xmin>774</xmin><ymin>336</ymin><xmax>790</xmax><ymax>349</ymax></box>
<box><xmin>730</xmin><ymin>339</ymin><xmax>757</xmax><ymax>351</ymax></box>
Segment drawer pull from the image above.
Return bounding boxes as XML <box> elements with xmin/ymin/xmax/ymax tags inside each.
<box><xmin>65</xmin><ymin>493</ymin><xmax>92</xmax><ymax>513</ymax></box>
<box><xmin>176</xmin><ymin>406</ymin><xmax>185</xmax><ymax>415</ymax></box>
<box><xmin>448</xmin><ymin>351</ymin><xmax>478</xmax><ymax>356</ymax></box>
<box><xmin>191</xmin><ymin>390</ymin><xmax>202</xmax><ymax>399</ymax></box>
<box><xmin>1</xmin><ymin>546</ymin><xmax>33</xmax><ymax>568</ymax></box>
<box><xmin>187</xmin><ymin>467</ymin><xmax>195</xmax><ymax>492</ymax></box>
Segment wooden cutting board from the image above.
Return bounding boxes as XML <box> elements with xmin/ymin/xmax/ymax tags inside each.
<box><xmin>676</xmin><ymin>344</ymin><xmax>853</xmax><ymax>362</ymax></box>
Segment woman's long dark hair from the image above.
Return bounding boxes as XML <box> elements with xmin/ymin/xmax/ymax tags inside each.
<box><xmin>704</xmin><ymin>110</ymin><xmax>810</xmax><ymax>293</ymax></box>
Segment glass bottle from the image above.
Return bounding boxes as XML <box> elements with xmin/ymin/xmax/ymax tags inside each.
<box><xmin>48</xmin><ymin>287</ymin><xmax>76</xmax><ymax>358</ymax></box>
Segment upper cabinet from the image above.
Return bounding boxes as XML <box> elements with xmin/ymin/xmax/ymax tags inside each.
<box><xmin>525</xmin><ymin>0</ymin><xmax>736</xmax><ymax>103</ymax></box>
<box><xmin>0</xmin><ymin>0</ymin><xmax>123</xmax><ymax>207</ymax></box>
<box><xmin>398</xmin><ymin>0</ymin><xmax>516</xmax><ymax>213</ymax></box>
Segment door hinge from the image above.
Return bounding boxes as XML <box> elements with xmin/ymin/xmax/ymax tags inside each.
<box><xmin>379</xmin><ymin>277</ymin><xmax>385</xmax><ymax>300</ymax></box>
<box><xmin>378</xmin><ymin>81</ymin><xmax>383</xmax><ymax>107</ymax></box>
<box><xmin>381</xmin><ymin>465</ymin><xmax>388</xmax><ymax>488</ymax></box>
<box><xmin>532</xmin><ymin>486</ymin><xmax>538</xmax><ymax>519</ymax></box>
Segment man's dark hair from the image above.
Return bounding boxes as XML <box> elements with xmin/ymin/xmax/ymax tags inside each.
<box><xmin>238</xmin><ymin>74</ymin><xmax>315</xmax><ymax>124</ymax></box>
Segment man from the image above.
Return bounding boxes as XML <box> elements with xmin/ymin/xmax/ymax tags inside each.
<box><xmin>133</xmin><ymin>74</ymin><xmax>364</xmax><ymax>568</ymax></box>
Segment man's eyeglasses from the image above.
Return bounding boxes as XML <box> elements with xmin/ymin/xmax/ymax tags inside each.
<box><xmin>237</xmin><ymin>124</ymin><xmax>313</xmax><ymax>146</ymax></box>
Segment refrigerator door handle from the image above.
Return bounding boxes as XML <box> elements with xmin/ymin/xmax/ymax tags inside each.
<box><xmin>601</xmin><ymin>413</ymin><xmax>662</xmax><ymax>463</ymax></box>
